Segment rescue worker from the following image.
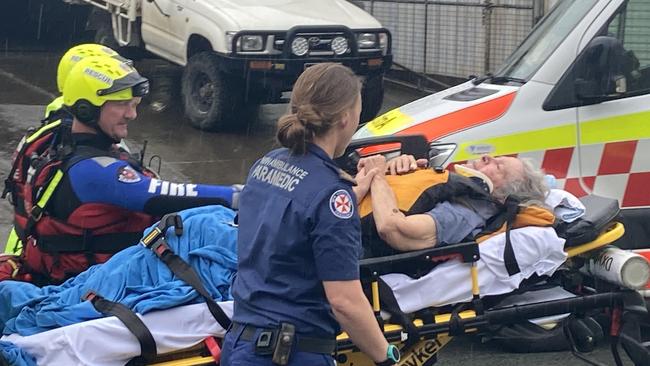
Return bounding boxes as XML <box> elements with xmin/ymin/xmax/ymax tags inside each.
<box><xmin>221</xmin><ymin>63</ymin><xmax>400</xmax><ymax>366</ymax></box>
<box><xmin>1</xmin><ymin>55</ymin><xmax>239</xmax><ymax>284</ymax></box>
<box><xmin>4</xmin><ymin>43</ymin><xmax>129</xmax><ymax>255</ymax></box>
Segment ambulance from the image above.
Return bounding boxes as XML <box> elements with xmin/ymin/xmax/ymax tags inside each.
<box><xmin>353</xmin><ymin>0</ymin><xmax>650</xmax><ymax>248</ymax></box>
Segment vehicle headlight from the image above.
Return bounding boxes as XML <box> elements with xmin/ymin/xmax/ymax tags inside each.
<box><xmin>331</xmin><ymin>36</ymin><xmax>349</xmax><ymax>55</ymax></box>
<box><xmin>357</xmin><ymin>33</ymin><xmax>378</xmax><ymax>48</ymax></box>
<box><xmin>428</xmin><ymin>143</ymin><xmax>457</xmax><ymax>168</ymax></box>
<box><xmin>241</xmin><ymin>35</ymin><xmax>264</xmax><ymax>52</ymax></box>
<box><xmin>291</xmin><ymin>37</ymin><xmax>309</xmax><ymax>56</ymax></box>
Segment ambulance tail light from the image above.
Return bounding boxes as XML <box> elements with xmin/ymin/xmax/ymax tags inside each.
<box><xmin>428</xmin><ymin>143</ymin><xmax>456</xmax><ymax>169</ymax></box>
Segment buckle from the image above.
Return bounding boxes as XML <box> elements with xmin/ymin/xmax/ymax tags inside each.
<box><xmin>140</xmin><ymin>227</ymin><xmax>162</xmax><ymax>248</ymax></box>
<box><xmin>31</xmin><ymin>206</ymin><xmax>43</xmax><ymax>221</ymax></box>
<box><xmin>150</xmin><ymin>239</ymin><xmax>169</xmax><ymax>257</ymax></box>
<box><xmin>139</xmin><ymin>213</ymin><xmax>183</xmax><ymax>248</ymax></box>
<box><xmin>254</xmin><ymin>329</ymin><xmax>277</xmax><ymax>356</ymax></box>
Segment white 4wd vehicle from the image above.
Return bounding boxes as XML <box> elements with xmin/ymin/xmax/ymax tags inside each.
<box><xmin>64</xmin><ymin>0</ymin><xmax>392</xmax><ymax>131</ymax></box>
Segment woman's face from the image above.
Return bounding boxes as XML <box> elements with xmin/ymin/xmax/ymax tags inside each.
<box><xmin>334</xmin><ymin>92</ymin><xmax>362</xmax><ymax>158</ymax></box>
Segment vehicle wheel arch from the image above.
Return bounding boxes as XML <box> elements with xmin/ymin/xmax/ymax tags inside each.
<box><xmin>187</xmin><ymin>34</ymin><xmax>214</xmax><ymax>61</ymax></box>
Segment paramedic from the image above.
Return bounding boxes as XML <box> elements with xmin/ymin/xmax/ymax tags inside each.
<box><xmin>2</xmin><ymin>55</ymin><xmax>239</xmax><ymax>284</ymax></box>
<box><xmin>222</xmin><ymin>63</ymin><xmax>400</xmax><ymax>366</ymax></box>
<box><xmin>363</xmin><ymin>154</ymin><xmax>548</xmax><ymax>251</ymax></box>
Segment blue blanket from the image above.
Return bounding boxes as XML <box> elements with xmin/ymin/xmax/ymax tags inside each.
<box><xmin>0</xmin><ymin>340</ymin><xmax>37</xmax><ymax>366</ymax></box>
<box><xmin>0</xmin><ymin>205</ymin><xmax>238</xmax><ymax>337</ymax></box>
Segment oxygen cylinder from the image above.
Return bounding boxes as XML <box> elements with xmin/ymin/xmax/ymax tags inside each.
<box><xmin>582</xmin><ymin>246</ymin><xmax>650</xmax><ymax>289</ymax></box>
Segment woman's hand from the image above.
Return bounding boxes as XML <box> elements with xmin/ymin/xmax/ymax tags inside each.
<box><xmin>386</xmin><ymin>155</ymin><xmax>428</xmax><ymax>175</ymax></box>
<box><xmin>354</xmin><ymin>155</ymin><xmax>387</xmax><ymax>201</ymax></box>
<box><xmin>353</xmin><ymin>167</ymin><xmax>377</xmax><ymax>201</ymax></box>
<box><xmin>357</xmin><ymin>155</ymin><xmax>387</xmax><ymax>176</ymax></box>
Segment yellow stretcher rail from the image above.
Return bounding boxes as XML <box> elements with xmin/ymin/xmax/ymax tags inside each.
<box><xmin>566</xmin><ymin>222</ymin><xmax>625</xmax><ymax>257</ymax></box>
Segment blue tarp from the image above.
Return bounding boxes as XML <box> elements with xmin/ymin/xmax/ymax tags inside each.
<box><xmin>0</xmin><ymin>205</ymin><xmax>238</xmax><ymax>337</ymax></box>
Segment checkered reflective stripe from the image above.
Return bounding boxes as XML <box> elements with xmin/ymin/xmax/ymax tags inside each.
<box><xmin>451</xmin><ymin>139</ymin><xmax>650</xmax><ymax>208</ymax></box>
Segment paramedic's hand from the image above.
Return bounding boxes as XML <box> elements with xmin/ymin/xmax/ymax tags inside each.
<box><xmin>358</xmin><ymin>155</ymin><xmax>387</xmax><ymax>178</ymax></box>
<box><xmin>386</xmin><ymin>155</ymin><xmax>428</xmax><ymax>175</ymax></box>
<box><xmin>354</xmin><ymin>166</ymin><xmax>379</xmax><ymax>201</ymax></box>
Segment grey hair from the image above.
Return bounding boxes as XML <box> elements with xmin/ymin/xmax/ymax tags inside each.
<box><xmin>492</xmin><ymin>158</ymin><xmax>549</xmax><ymax>207</ymax></box>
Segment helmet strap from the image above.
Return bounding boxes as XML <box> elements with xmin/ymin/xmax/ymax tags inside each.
<box><xmin>68</xmin><ymin>102</ymin><xmax>121</xmax><ymax>144</ymax></box>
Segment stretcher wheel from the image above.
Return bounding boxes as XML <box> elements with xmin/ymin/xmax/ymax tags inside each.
<box><xmin>567</xmin><ymin>317</ymin><xmax>604</xmax><ymax>353</ymax></box>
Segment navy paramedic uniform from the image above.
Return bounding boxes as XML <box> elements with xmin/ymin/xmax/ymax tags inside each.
<box><xmin>222</xmin><ymin>144</ymin><xmax>361</xmax><ymax>366</ymax></box>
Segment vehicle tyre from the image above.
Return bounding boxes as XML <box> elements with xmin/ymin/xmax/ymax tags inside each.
<box><xmin>181</xmin><ymin>52</ymin><xmax>246</xmax><ymax>131</ymax></box>
<box><xmin>360</xmin><ymin>74</ymin><xmax>385</xmax><ymax>123</ymax></box>
<box><xmin>94</xmin><ymin>24</ymin><xmax>120</xmax><ymax>51</ymax></box>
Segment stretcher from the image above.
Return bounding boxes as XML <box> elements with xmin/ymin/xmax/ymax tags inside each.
<box><xmin>332</xmin><ymin>135</ymin><xmax>650</xmax><ymax>366</ymax></box>
<box><xmin>4</xmin><ymin>136</ymin><xmax>650</xmax><ymax>366</ymax></box>
<box><xmin>153</xmin><ymin>193</ymin><xmax>650</xmax><ymax>366</ymax></box>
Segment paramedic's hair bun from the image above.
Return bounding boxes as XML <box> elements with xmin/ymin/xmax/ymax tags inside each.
<box><xmin>277</xmin><ymin>63</ymin><xmax>361</xmax><ymax>155</ymax></box>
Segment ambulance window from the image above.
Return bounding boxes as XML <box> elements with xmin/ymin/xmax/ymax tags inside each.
<box><xmin>544</xmin><ymin>0</ymin><xmax>650</xmax><ymax>110</ymax></box>
<box><xmin>496</xmin><ymin>0</ymin><xmax>598</xmax><ymax>82</ymax></box>
<box><xmin>605</xmin><ymin>0</ymin><xmax>650</xmax><ymax>94</ymax></box>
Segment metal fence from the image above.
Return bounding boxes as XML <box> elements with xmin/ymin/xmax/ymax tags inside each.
<box><xmin>355</xmin><ymin>0</ymin><xmax>544</xmax><ymax>80</ymax></box>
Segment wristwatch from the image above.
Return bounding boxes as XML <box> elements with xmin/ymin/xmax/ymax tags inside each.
<box><xmin>375</xmin><ymin>344</ymin><xmax>400</xmax><ymax>366</ymax></box>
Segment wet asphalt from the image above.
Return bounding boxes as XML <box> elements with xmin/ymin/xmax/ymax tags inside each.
<box><xmin>0</xmin><ymin>50</ymin><xmax>635</xmax><ymax>366</ymax></box>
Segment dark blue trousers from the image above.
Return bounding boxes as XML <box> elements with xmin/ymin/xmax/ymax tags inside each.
<box><xmin>220</xmin><ymin>324</ymin><xmax>335</xmax><ymax>366</ymax></box>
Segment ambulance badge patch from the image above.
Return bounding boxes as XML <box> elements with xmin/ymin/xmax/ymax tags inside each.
<box><xmin>329</xmin><ymin>189</ymin><xmax>353</xmax><ymax>219</ymax></box>
<box><xmin>117</xmin><ymin>166</ymin><xmax>141</xmax><ymax>183</ymax></box>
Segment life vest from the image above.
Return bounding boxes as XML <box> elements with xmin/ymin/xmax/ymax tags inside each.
<box><xmin>1</xmin><ymin>121</ymin><xmax>154</xmax><ymax>285</ymax></box>
<box><xmin>358</xmin><ymin>169</ymin><xmax>556</xmax><ymax>275</ymax></box>
<box><xmin>359</xmin><ymin>169</ymin><xmax>497</xmax><ymax>258</ymax></box>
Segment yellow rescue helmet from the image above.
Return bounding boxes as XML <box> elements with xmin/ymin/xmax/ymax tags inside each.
<box><xmin>62</xmin><ymin>56</ymin><xmax>149</xmax><ymax>124</ymax></box>
<box><xmin>44</xmin><ymin>96</ymin><xmax>64</xmax><ymax>119</ymax></box>
<box><xmin>56</xmin><ymin>43</ymin><xmax>132</xmax><ymax>93</ymax></box>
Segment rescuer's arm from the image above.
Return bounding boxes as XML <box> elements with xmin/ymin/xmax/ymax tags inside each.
<box><xmin>68</xmin><ymin>158</ymin><xmax>238</xmax><ymax>215</ymax></box>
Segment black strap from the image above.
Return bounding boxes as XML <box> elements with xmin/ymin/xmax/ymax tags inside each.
<box><xmin>503</xmin><ymin>196</ymin><xmax>522</xmax><ymax>276</ymax></box>
<box><xmin>36</xmin><ymin>232</ymin><xmax>143</xmax><ymax>254</ymax></box>
<box><xmin>83</xmin><ymin>291</ymin><xmax>157</xmax><ymax>364</ymax></box>
<box><xmin>153</xmin><ymin>240</ymin><xmax>232</xmax><ymax>330</ymax></box>
<box><xmin>142</xmin><ymin>213</ymin><xmax>231</xmax><ymax>330</ymax></box>
<box><xmin>233</xmin><ymin>322</ymin><xmax>336</xmax><ymax>354</ymax></box>
<box><xmin>377</xmin><ymin>278</ymin><xmax>420</xmax><ymax>349</ymax></box>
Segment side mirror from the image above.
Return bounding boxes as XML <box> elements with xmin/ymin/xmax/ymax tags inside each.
<box><xmin>574</xmin><ymin>36</ymin><xmax>629</xmax><ymax>103</ymax></box>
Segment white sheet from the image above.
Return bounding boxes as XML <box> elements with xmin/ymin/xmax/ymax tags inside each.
<box><xmin>2</xmin><ymin>302</ymin><xmax>233</xmax><ymax>366</ymax></box>
<box><xmin>381</xmin><ymin>226</ymin><xmax>567</xmax><ymax>313</ymax></box>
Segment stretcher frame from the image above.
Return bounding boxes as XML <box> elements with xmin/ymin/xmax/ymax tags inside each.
<box><xmin>144</xmin><ymin>220</ymin><xmax>645</xmax><ymax>366</ymax></box>
<box><xmin>335</xmin><ymin>221</ymin><xmax>648</xmax><ymax>366</ymax></box>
